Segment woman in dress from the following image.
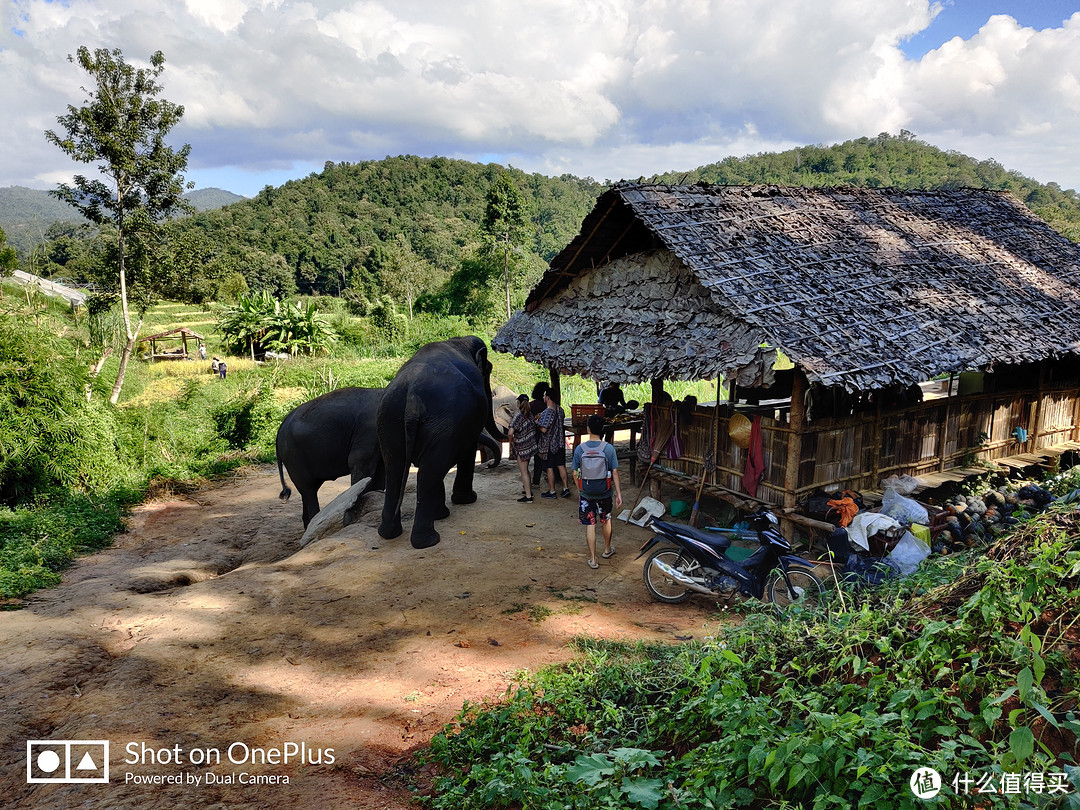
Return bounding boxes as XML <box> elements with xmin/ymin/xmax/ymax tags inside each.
<box><xmin>507</xmin><ymin>394</ymin><xmax>538</xmax><ymax>502</ymax></box>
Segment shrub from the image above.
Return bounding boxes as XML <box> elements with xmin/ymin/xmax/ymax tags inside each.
<box><xmin>0</xmin><ymin>316</ymin><xmax>124</xmax><ymax>505</ymax></box>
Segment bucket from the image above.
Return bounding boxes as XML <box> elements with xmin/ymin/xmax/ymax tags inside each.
<box><xmin>670</xmin><ymin>499</ymin><xmax>690</xmax><ymax>518</ymax></box>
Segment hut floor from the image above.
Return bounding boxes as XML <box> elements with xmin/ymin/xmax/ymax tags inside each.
<box><xmin>860</xmin><ymin>439</ymin><xmax>1080</xmax><ymax>504</ymax></box>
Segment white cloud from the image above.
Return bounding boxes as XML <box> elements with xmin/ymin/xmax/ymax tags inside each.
<box><xmin>2</xmin><ymin>0</ymin><xmax>1079</xmax><ymax>195</ymax></box>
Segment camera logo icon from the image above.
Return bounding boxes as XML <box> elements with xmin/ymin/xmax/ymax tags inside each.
<box><xmin>26</xmin><ymin>740</ymin><xmax>110</xmax><ymax>783</ymax></box>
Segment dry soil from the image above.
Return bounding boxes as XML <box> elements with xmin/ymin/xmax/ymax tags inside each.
<box><xmin>1</xmin><ymin>460</ymin><xmax>721</xmax><ymax>809</ymax></box>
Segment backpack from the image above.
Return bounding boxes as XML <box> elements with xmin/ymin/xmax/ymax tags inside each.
<box><xmin>579</xmin><ymin>441</ymin><xmax>611</xmax><ymax>496</ymax></box>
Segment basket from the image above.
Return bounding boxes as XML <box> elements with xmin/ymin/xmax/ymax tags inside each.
<box><xmin>728</xmin><ymin>412</ymin><xmax>752</xmax><ymax>450</ymax></box>
<box><xmin>571</xmin><ymin>404</ymin><xmax>604</xmax><ymax>427</ymax></box>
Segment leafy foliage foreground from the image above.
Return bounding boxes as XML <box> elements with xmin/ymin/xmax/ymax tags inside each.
<box><xmin>422</xmin><ymin>506</ymin><xmax>1080</xmax><ymax>809</ymax></box>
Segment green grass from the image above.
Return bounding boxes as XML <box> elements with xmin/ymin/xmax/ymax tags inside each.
<box><xmin>420</xmin><ymin>506</ymin><xmax>1080</xmax><ymax>809</ymax></box>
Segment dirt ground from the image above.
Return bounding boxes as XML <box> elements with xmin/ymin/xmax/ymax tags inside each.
<box><xmin>1</xmin><ymin>459</ymin><xmax>722</xmax><ymax>809</ymax></box>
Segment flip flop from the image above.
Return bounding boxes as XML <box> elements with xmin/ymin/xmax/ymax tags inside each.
<box><xmin>587</xmin><ymin>559</ymin><xmax>599</xmax><ymax>569</ymax></box>
<box><xmin>602</xmin><ymin>547</ymin><xmax>616</xmax><ymax>558</ymax></box>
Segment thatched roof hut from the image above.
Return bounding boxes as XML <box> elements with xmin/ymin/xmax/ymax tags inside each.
<box><xmin>139</xmin><ymin>327</ymin><xmax>205</xmax><ymax>361</ymax></box>
<box><xmin>494</xmin><ymin>183</ymin><xmax>1080</xmax><ymax>526</ymax></box>
<box><xmin>494</xmin><ymin>183</ymin><xmax>1080</xmax><ymax>392</ymax></box>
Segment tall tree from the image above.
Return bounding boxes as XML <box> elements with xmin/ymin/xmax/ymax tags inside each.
<box><xmin>482</xmin><ymin>172</ymin><xmax>529</xmax><ymax>319</ymax></box>
<box><xmin>0</xmin><ymin>226</ymin><xmax>16</xmax><ymax>276</ymax></box>
<box><xmin>45</xmin><ymin>47</ymin><xmax>192</xmax><ymax>404</ymax></box>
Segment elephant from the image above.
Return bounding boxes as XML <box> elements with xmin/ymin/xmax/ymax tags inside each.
<box><xmin>377</xmin><ymin>336</ymin><xmax>507</xmax><ymax>549</ymax></box>
<box><xmin>277</xmin><ymin>386</ymin><xmax>502</xmax><ymax>528</ymax></box>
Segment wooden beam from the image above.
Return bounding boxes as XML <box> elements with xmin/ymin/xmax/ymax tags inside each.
<box><xmin>938</xmin><ymin>374</ymin><xmax>955</xmax><ymax>473</ymax></box>
<box><xmin>1031</xmin><ymin>360</ymin><xmax>1046</xmax><ymax>450</ymax></box>
<box><xmin>548</xmin><ymin>367</ymin><xmax>562</xmax><ymax>405</ymax></box>
<box><xmin>782</xmin><ymin>369</ymin><xmax>807</xmax><ymax>513</ymax></box>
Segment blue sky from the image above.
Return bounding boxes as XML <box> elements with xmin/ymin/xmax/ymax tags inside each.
<box><xmin>2</xmin><ymin>1</ymin><xmax>1080</xmax><ymax>197</ymax></box>
<box><xmin>901</xmin><ymin>1</ymin><xmax>1079</xmax><ymax>56</ymax></box>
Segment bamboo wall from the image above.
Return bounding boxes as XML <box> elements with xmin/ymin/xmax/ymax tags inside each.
<box><xmin>649</xmin><ymin>373</ymin><xmax>1080</xmax><ymax>508</ymax></box>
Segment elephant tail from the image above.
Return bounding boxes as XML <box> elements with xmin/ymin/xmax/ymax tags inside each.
<box><xmin>390</xmin><ymin>415</ymin><xmax>418</xmax><ymax>517</ymax></box>
<box><xmin>278</xmin><ymin>457</ymin><xmax>292</xmax><ymax>502</ymax></box>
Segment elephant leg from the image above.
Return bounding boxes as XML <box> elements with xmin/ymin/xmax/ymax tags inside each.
<box><xmin>379</xmin><ymin>463</ymin><xmax>405</xmax><ymax>539</ymax></box>
<box><xmin>451</xmin><ymin>445</ymin><xmax>479</xmax><ymax>505</ymax></box>
<box><xmin>299</xmin><ymin>486</ymin><xmax>322</xmax><ymax>528</ymax></box>
<box><xmin>411</xmin><ymin>464</ymin><xmax>451</xmax><ymax>549</ymax></box>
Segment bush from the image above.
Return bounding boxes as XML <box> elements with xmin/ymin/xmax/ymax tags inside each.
<box><xmin>0</xmin><ymin>316</ymin><xmax>124</xmax><ymax>505</ymax></box>
<box><xmin>0</xmin><ymin>493</ymin><xmax>127</xmax><ymax>598</ymax></box>
<box><xmin>421</xmin><ymin>507</ymin><xmax>1080</xmax><ymax>809</ymax></box>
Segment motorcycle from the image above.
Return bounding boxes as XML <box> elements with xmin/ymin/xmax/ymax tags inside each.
<box><xmin>637</xmin><ymin>508</ymin><xmax>823</xmax><ymax>607</ymax></box>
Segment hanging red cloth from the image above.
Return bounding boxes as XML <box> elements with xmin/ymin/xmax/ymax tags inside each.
<box><xmin>742</xmin><ymin>415</ymin><xmax>765</xmax><ymax>497</ymax></box>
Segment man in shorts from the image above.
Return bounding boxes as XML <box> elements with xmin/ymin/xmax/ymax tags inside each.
<box><xmin>572</xmin><ymin>414</ymin><xmax>623</xmax><ymax>569</ymax></box>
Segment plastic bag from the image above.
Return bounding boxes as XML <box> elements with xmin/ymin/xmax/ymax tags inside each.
<box><xmin>879</xmin><ymin>474</ymin><xmax>922</xmax><ymax>496</ymax></box>
<box><xmin>880</xmin><ymin>487</ymin><xmax>929</xmax><ymax>525</ymax></box>
<box><xmin>887</xmin><ymin>530</ymin><xmax>931</xmax><ymax>576</ymax></box>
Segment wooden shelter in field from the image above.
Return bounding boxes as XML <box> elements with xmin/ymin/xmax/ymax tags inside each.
<box><xmin>493</xmin><ymin>183</ymin><xmax>1080</xmax><ymax>531</ymax></box>
<box><xmin>139</xmin><ymin>327</ymin><xmax>205</xmax><ymax>361</ymax></box>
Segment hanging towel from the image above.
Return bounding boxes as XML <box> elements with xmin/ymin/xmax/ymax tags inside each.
<box><xmin>742</xmin><ymin>414</ymin><xmax>765</xmax><ymax>497</ymax></box>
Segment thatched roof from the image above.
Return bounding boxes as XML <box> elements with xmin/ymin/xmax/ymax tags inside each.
<box><xmin>139</xmin><ymin>327</ymin><xmax>205</xmax><ymax>343</ymax></box>
<box><xmin>493</xmin><ymin>183</ymin><xmax>1080</xmax><ymax>391</ymax></box>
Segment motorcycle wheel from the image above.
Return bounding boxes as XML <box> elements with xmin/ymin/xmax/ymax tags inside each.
<box><xmin>766</xmin><ymin>566</ymin><xmax>823</xmax><ymax>609</ymax></box>
<box><xmin>643</xmin><ymin>548</ymin><xmax>699</xmax><ymax>603</ymax></box>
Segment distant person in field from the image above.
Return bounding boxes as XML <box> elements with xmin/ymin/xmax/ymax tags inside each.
<box><xmin>218</xmin><ymin>359</ymin><xmax>227</xmax><ymax>380</ymax></box>
<box><xmin>211</xmin><ymin>357</ymin><xmax>219</xmax><ymax>375</ymax></box>
<box><xmin>198</xmin><ymin>342</ymin><xmax>207</xmax><ymax>360</ymax></box>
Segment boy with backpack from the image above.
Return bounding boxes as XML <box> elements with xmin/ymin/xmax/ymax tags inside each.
<box><xmin>572</xmin><ymin>414</ymin><xmax>623</xmax><ymax>569</ymax></box>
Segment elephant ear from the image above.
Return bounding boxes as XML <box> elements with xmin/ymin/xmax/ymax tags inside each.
<box><xmin>473</xmin><ymin>343</ymin><xmax>491</xmax><ymax>376</ymax></box>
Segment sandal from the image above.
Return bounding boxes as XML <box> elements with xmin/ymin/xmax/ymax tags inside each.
<box><xmin>587</xmin><ymin>559</ymin><xmax>599</xmax><ymax>569</ymax></box>
<box><xmin>602</xmin><ymin>547</ymin><xmax>616</xmax><ymax>559</ymax></box>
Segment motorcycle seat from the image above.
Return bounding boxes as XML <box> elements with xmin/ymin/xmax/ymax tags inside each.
<box><xmin>651</xmin><ymin>519</ymin><xmax>732</xmax><ymax>550</ymax></box>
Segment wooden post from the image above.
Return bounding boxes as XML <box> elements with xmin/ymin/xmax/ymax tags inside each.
<box><xmin>1031</xmin><ymin>361</ymin><xmax>1046</xmax><ymax>451</ymax></box>
<box><xmin>548</xmin><ymin>367</ymin><xmax>562</xmax><ymax>405</ymax></box>
<box><xmin>871</xmin><ymin>399</ymin><xmax>883</xmax><ymax>484</ymax></box>
<box><xmin>938</xmin><ymin>375</ymin><xmax>955</xmax><ymax>472</ymax></box>
<box><xmin>781</xmin><ymin>369</ymin><xmax>807</xmax><ymax>540</ymax></box>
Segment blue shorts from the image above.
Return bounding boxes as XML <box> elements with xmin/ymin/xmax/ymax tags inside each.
<box><xmin>579</xmin><ymin>496</ymin><xmax>613</xmax><ymax>525</ymax></box>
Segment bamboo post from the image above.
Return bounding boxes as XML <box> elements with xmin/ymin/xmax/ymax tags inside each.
<box><xmin>781</xmin><ymin>369</ymin><xmax>807</xmax><ymax>540</ymax></box>
<box><xmin>690</xmin><ymin>377</ymin><xmax>721</xmax><ymax>527</ymax></box>
<box><xmin>938</xmin><ymin>374</ymin><xmax>955</xmax><ymax>472</ymax></box>
<box><xmin>548</xmin><ymin>367</ymin><xmax>562</xmax><ymax>405</ymax></box>
<box><xmin>1030</xmin><ymin>361</ymin><xmax>1046</xmax><ymax>451</ymax></box>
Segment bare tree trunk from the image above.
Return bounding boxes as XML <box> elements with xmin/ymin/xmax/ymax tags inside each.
<box><xmin>109</xmin><ymin>334</ymin><xmax>136</xmax><ymax>405</ymax></box>
<box><xmin>110</xmin><ymin>192</ymin><xmax>135</xmax><ymax>406</ymax></box>
<box><xmin>504</xmin><ymin>235</ymin><xmax>511</xmax><ymax>320</ymax></box>
<box><xmin>88</xmin><ymin>347</ymin><xmax>113</xmax><ymax>401</ymax></box>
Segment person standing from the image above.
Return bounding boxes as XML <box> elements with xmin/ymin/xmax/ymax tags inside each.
<box><xmin>198</xmin><ymin>342</ymin><xmax>207</xmax><ymax>361</ymax></box>
<box><xmin>572</xmin><ymin>414</ymin><xmax>623</xmax><ymax>568</ymax></box>
<box><xmin>528</xmin><ymin>382</ymin><xmax>549</xmax><ymax>488</ymax></box>
<box><xmin>507</xmin><ymin>394</ymin><xmax>538</xmax><ymax>502</ymax></box>
<box><xmin>218</xmin><ymin>358</ymin><xmax>228</xmax><ymax>380</ymax></box>
<box><xmin>536</xmin><ymin>389</ymin><xmax>570</xmax><ymax>499</ymax></box>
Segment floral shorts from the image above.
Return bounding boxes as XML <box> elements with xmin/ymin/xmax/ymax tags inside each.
<box><xmin>578</xmin><ymin>496</ymin><xmax>613</xmax><ymax>526</ymax></box>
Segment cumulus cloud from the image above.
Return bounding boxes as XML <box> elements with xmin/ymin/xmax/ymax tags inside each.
<box><xmin>1</xmin><ymin>0</ymin><xmax>1079</xmax><ymax>195</ymax></box>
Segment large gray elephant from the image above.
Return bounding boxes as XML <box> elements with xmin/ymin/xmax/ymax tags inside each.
<box><xmin>277</xmin><ymin>386</ymin><xmax>501</xmax><ymax>528</ymax></box>
<box><xmin>377</xmin><ymin>336</ymin><xmax>507</xmax><ymax>548</ymax></box>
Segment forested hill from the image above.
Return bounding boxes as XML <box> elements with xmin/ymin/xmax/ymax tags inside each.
<box><xmin>648</xmin><ymin>132</ymin><xmax>1080</xmax><ymax>241</ymax></box>
<box><xmin>178</xmin><ymin>156</ymin><xmax>604</xmax><ymax>294</ymax></box>
<box><xmin>20</xmin><ymin>134</ymin><xmax>1080</xmax><ymax>319</ymax></box>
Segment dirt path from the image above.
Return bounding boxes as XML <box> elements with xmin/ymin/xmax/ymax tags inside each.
<box><xmin>1</xmin><ymin>461</ymin><xmax>720</xmax><ymax>809</ymax></box>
